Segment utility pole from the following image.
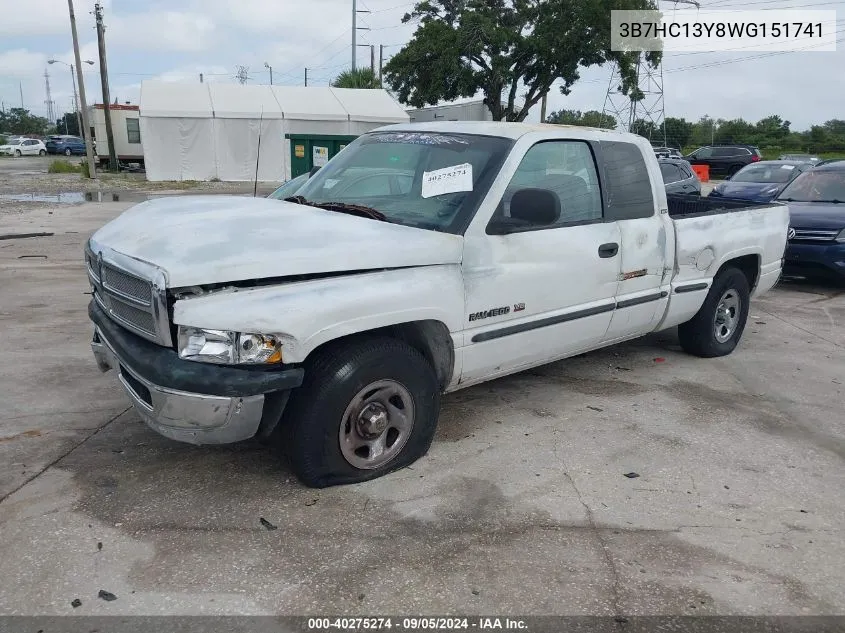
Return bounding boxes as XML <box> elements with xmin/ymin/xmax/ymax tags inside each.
<box><xmin>199</xmin><ymin>73</ymin><xmax>204</xmax><ymax>83</ymax></box>
<box><xmin>379</xmin><ymin>45</ymin><xmax>384</xmax><ymax>81</ymax></box>
<box><xmin>68</xmin><ymin>0</ymin><xmax>96</xmax><ymax>179</ymax></box>
<box><xmin>94</xmin><ymin>2</ymin><xmax>118</xmax><ymax>171</ymax></box>
<box><xmin>370</xmin><ymin>45</ymin><xmax>375</xmax><ymax>74</ymax></box>
<box><xmin>19</xmin><ymin>82</ymin><xmax>24</xmax><ymax>109</ymax></box>
<box><xmin>540</xmin><ymin>92</ymin><xmax>547</xmax><ymax>123</ymax></box>
<box><xmin>304</xmin><ymin>68</ymin><xmax>308</xmax><ymax>87</ymax></box>
<box><xmin>264</xmin><ymin>62</ymin><xmax>273</xmax><ymax>85</ymax></box>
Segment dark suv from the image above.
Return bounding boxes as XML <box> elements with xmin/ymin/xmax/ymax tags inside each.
<box><xmin>685</xmin><ymin>144</ymin><xmax>762</xmax><ymax>177</ymax></box>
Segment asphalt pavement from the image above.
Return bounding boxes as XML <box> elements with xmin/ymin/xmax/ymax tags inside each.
<box><xmin>0</xmin><ymin>201</ymin><xmax>842</xmax><ymax>618</ymax></box>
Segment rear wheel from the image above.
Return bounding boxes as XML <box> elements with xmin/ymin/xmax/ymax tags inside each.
<box><xmin>38</xmin><ymin>149</ymin><xmax>46</xmax><ymax>156</ymax></box>
<box><xmin>678</xmin><ymin>267</ymin><xmax>750</xmax><ymax>358</ymax></box>
<box><xmin>277</xmin><ymin>337</ymin><xmax>441</xmax><ymax>488</ymax></box>
<box><xmin>64</xmin><ymin>148</ymin><xmax>72</xmax><ymax>156</ymax></box>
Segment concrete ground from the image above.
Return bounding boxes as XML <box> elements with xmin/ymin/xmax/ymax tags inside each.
<box><xmin>0</xmin><ymin>201</ymin><xmax>843</xmax><ymax>617</ymax></box>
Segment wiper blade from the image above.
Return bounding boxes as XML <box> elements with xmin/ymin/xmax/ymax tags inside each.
<box><xmin>283</xmin><ymin>196</ymin><xmax>389</xmax><ymax>221</ymax></box>
<box><xmin>813</xmin><ymin>199</ymin><xmax>844</xmax><ymax>204</ymax></box>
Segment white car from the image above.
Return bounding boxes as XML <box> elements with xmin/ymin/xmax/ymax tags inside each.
<box><xmin>0</xmin><ymin>137</ymin><xmax>47</xmax><ymax>157</ymax></box>
<box><xmin>86</xmin><ymin>121</ymin><xmax>789</xmax><ymax>488</ymax></box>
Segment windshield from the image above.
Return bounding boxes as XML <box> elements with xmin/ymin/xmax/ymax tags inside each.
<box><xmin>731</xmin><ymin>163</ymin><xmax>797</xmax><ymax>184</ymax></box>
<box><xmin>268</xmin><ymin>173</ymin><xmax>309</xmax><ymax>200</ymax></box>
<box><xmin>778</xmin><ymin>170</ymin><xmax>845</xmax><ymax>202</ymax></box>
<box><xmin>293</xmin><ymin>131</ymin><xmax>513</xmax><ymax>233</ymax></box>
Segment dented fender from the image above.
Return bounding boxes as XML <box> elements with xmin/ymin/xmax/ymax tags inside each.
<box><xmin>172</xmin><ymin>265</ymin><xmax>466</xmax><ymax>364</ymax></box>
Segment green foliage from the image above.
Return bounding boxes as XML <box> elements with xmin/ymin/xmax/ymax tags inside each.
<box><xmin>331</xmin><ymin>68</ymin><xmax>382</xmax><ymax>89</ymax></box>
<box><xmin>48</xmin><ymin>159</ymin><xmax>82</xmax><ymax>174</ymax></box>
<box><xmin>55</xmin><ymin>112</ymin><xmax>80</xmax><ymax>136</ymax></box>
<box><xmin>383</xmin><ymin>0</ymin><xmax>660</xmax><ymax>122</ymax></box>
<box><xmin>546</xmin><ymin>109</ymin><xmax>616</xmax><ymax>128</ymax></box>
<box><xmin>0</xmin><ymin>108</ymin><xmax>51</xmax><ymax>135</ymax></box>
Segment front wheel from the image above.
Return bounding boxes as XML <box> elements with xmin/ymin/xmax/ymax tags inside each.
<box><xmin>278</xmin><ymin>337</ymin><xmax>441</xmax><ymax>488</ymax></box>
<box><xmin>678</xmin><ymin>267</ymin><xmax>750</xmax><ymax>358</ymax></box>
<box><xmin>64</xmin><ymin>148</ymin><xmax>72</xmax><ymax>156</ymax></box>
<box><xmin>14</xmin><ymin>150</ymin><xmax>21</xmax><ymax>157</ymax></box>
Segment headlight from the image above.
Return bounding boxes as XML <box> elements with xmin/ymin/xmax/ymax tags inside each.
<box><xmin>177</xmin><ymin>327</ymin><xmax>283</xmax><ymax>364</ymax></box>
<box><xmin>836</xmin><ymin>229</ymin><xmax>845</xmax><ymax>243</ymax></box>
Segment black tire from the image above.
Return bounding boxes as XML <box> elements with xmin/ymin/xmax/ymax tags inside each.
<box><xmin>278</xmin><ymin>336</ymin><xmax>441</xmax><ymax>488</ymax></box>
<box><xmin>727</xmin><ymin>164</ymin><xmax>743</xmax><ymax>177</ymax></box>
<box><xmin>38</xmin><ymin>149</ymin><xmax>46</xmax><ymax>156</ymax></box>
<box><xmin>678</xmin><ymin>267</ymin><xmax>750</xmax><ymax>358</ymax></box>
<box><xmin>64</xmin><ymin>148</ymin><xmax>72</xmax><ymax>156</ymax></box>
<box><xmin>14</xmin><ymin>150</ymin><xmax>21</xmax><ymax>157</ymax></box>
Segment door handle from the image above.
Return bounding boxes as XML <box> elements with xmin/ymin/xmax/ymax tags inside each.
<box><xmin>598</xmin><ymin>242</ymin><xmax>619</xmax><ymax>258</ymax></box>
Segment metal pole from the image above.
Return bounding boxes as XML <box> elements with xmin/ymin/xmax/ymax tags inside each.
<box><xmin>379</xmin><ymin>45</ymin><xmax>384</xmax><ymax>80</ymax></box>
<box><xmin>19</xmin><ymin>82</ymin><xmax>24</xmax><ymax>108</ymax></box>
<box><xmin>370</xmin><ymin>45</ymin><xmax>375</xmax><ymax>74</ymax></box>
<box><xmin>304</xmin><ymin>68</ymin><xmax>308</xmax><ymax>87</ymax></box>
<box><xmin>68</xmin><ymin>0</ymin><xmax>96</xmax><ymax>179</ymax></box>
<box><xmin>540</xmin><ymin>93</ymin><xmax>547</xmax><ymax>122</ymax></box>
<box><xmin>95</xmin><ymin>2</ymin><xmax>118</xmax><ymax>171</ymax></box>
<box><xmin>70</xmin><ymin>65</ymin><xmax>83</xmax><ymax>139</ymax></box>
<box><xmin>269</xmin><ymin>66</ymin><xmax>273</xmax><ymax>85</ymax></box>
<box><xmin>200</xmin><ymin>73</ymin><xmax>204</xmax><ymax>83</ymax></box>
<box><xmin>352</xmin><ymin>0</ymin><xmax>357</xmax><ymax>71</ymax></box>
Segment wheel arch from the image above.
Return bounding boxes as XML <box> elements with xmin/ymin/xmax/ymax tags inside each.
<box><xmin>717</xmin><ymin>253</ymin><xmax>760</xmax><ymax>292</ymax></box>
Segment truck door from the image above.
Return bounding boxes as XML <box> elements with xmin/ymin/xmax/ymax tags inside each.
<box><xmin>597</xmin><ymin>140</ymin><xmax>672</xmax><ymax>341</ymax></box>
<box><xmin>460</xmin><ymin>139</ymin><xmax>621</xmax><ymax>385</ymax></box>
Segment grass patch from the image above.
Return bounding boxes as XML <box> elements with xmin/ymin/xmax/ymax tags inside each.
<box><xmin>48</xmin><ymin>159</ymin><xmax>83</xmax><ymax>174</ymax></box>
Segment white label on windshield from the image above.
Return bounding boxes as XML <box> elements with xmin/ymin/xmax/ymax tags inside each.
<box><xmin>781</xmin><ymin>165</ymin><xmax>795</xmax><ymax>170</ymax></box>
<box><xmin>323</xmin><ymin>179</ymin><xmax>339</xmax><ymax>189</ymax></box>
<box><xmin>421</xmin><ymin>163</ymin><xmax>473</xmax><ymax>198</ymax></box>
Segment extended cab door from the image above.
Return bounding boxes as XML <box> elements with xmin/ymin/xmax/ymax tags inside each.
<box><xmin>459</xmin><ymin>139</ymin><xmax>622</xmax><ymax>386</ymax></box>
<box><xmin>596</xmin><ymin>140</ymin><xmax>673</xmax><ymax>342</ymax></box>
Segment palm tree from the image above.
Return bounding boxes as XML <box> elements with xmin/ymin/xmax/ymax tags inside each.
<box><xmin>331</xmin><ymin>68</ymin><xmax>382</xmax><ymax>89</ymax></box>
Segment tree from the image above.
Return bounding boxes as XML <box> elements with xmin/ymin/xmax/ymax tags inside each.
<box><xmin>546</xmin><ymin>109</ymin><xmax>615</xmax><ymax>128</ymax></box>
<box><xmin>331</xmin><ymin>68</ymin><xmax>382</xmax><ymax>89</ymax></box>
<box><xmin>630</xmin><ymin>118</ymin><xmax>658</xmax><ymax>140</ymax></box>
<box><xmin>0</xmin><ymin>108</ymin><xmax>50</xmax><ymax>135</ymax></box>
<box><xmin>55</xmin><ymin>112</ymin><xmax>80</xmax><ymax>136</ymax></box>
<box><xmin>383</xmin><ymin>0</ymin><xmax>660</xmax><ymax>122</ymax></box>
<box><xmin>664</xmin><ymin>117</ymin><xmax>692</xmax><ymax>149</ymax></box>
<box><xmin>755</xmin><ymin>115</ymin><xmax>790</xmax><ymax>146</ymax></box>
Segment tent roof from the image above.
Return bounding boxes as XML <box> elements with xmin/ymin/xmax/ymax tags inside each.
<box><xmin>208</xmin><ymin>84</ymin><xmax>284</xmax><ymax>119</ymax></box>
<box><xmin>330</xmin><ymin>88</ymin><xmax>409</xmax><ymax>124</ymax></box>
<box><xmin>139</xmin><ymin>81</ymin><xmax>410</xmax><ymax>124</ymax></box>
<box><xmin>271</xmin><ymin>86</ymin><xmax>348</xmax><ymax>121</ymax></box>
<box><xmin>140</xmin><ymin>81</ymin><xmax>213</xmax><ymax>118</ymax></box>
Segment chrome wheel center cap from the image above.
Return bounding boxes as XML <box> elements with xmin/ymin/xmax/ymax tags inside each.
<box><xmin>357</xmin><ymin>402</ymin><xmax>389</xmax><ymax>438</ymax></box>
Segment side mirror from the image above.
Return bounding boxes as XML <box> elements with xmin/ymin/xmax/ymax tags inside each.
<box><xmin>510</xmin><ymin>188</ymin><xmax>560</xmax><ymax>225</ymax></box>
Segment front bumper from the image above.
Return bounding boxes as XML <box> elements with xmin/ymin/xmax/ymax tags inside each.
<box><xmin>784</xmin><ymin>241</ymin><xmax>845</xmax><ymax>278</ymax></box>
<box><xmin>89</xmin><ymin>300</ymin><xmax>304</xmax><ymax>444</ymax></box>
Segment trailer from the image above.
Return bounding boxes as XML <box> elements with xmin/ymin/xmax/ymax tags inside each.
<box><xmin>89</xmin><ymin>103</ymin><xmax>144</xmax><ymax>168</ymax></box>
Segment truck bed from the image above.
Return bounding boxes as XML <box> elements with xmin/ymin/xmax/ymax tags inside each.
<box><xmin>667</xmin><ymin>193</ymin><xmax>780</xmax><ymax>218</ymax></box>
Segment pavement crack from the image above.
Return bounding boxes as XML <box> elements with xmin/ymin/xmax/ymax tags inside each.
<box><xmin>0</xmin><ymin>406</ymin><xmax>130</xmax><ymax>506</ymax></box>
<box><xmin>561</xmin><ymin>469</ymin><xmax>625</xmax><ymax>621</ymax></box>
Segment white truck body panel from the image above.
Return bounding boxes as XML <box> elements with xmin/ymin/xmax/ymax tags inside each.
<box><xmin>91</xmin><ymin>195</ymin><xmax>464</xmax><ymax>288</ymax></box>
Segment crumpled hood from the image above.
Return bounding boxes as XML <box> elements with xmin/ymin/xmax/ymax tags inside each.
<box><xmin>89</xmin><ymin>195</ymin><xmax>464</xmax><ymax>288</ymax></box>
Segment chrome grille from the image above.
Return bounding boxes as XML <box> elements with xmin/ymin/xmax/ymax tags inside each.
<box><xmin>86</xmin><ymin>243</ymin><xmax>171</xmax><ymax>347</ymax></box>
<box><xmin>101</xmin><ymin>265</ymin><xmax>152</xmax><ymax>305</ymax></box>
<box><xmin>790</xmin><ymin>228</ymin><xmax>839</xmax><ymax>242</ymax></box>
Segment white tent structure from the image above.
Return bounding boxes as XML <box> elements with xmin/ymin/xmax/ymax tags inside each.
<box><xmin>139</xmin><ymin>81</ymin><xmax>410</xmax><ymax>182</ymax></box>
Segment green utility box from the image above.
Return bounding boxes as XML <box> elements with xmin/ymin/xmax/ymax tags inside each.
<box><xmin>287</xmin><ymin>134</ymin><xmax>358</xmax><ymax>178</ymax></box>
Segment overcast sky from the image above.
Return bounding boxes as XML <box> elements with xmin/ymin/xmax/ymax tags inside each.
<box><xmin>0</xmin><ymin>0</ymin><xmax>842</xmax><ymax>131</ymax></box>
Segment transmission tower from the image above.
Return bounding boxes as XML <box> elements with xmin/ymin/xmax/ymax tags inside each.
<box><xmin>601</xmin><ymin>0</ymin><xmax>700</xmax><ymax>146</ymax></box>
<box><xmin>44</xmin><ymin>69</ymin><xmax>56</xmax><ymax>123</ymax></box>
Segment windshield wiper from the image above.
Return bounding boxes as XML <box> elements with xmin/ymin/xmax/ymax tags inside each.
<box><xmin>284</xmin><ymin>196</ymin><xmax>389</xmax><ymax>221</ymax></box>
<box><xmin>779</xmin><ymin>197</ymin><xmax>844</xmax><ymax>203</ymax></box>
<box><xmin>813</xmin><ymin>199</ymin><xmax>844</xmax><ymax>204</ymax></box>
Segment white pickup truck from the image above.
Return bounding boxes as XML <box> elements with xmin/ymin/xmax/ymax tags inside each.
<box><xmin>87</xmin><ymin>122</ymin><xmax>789</xmax><ymax>487</ymax></box>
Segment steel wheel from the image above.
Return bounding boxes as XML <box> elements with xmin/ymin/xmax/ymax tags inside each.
<box><xmin>714</xmin><ymin>289</ymin><xmax>741</xmax><ymax>343</ymax></box>
<box><xmin>338</xmin><ymin>379</ymin><xmax>415</xmax><ymax>470</ymax></box>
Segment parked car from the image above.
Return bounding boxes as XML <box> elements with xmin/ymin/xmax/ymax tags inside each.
<box><xmin>267</xmin><ymin>173</ymin><xmax>311</xmax><ymax>200</ymax></box>
<box><xmin>685</xmin><ymin>144</ymin><xmax>762</xmax><ymax>178</ymax></box>
<box><xmin>85</xmin><ymin>122</ymin><xmax>788</xmax><ymax>487</ymax></box>
<box><xmin>653</xmin><ymin>146</ymin><xmax>682</xmax><ymax>159</ymax></box>
<box><xmin>778</xmin><ymin>154</ymin><xmax>820</xmax><ymax>164</ymax></box>
<box><xmin>815</xmin><ymin>158</ymin><xmax>844</xmax><ymax>167</ymax></box>
<box><xmin>708</xmin><ymin>160</ymin><xmax>811</xmax><ymax>203</ymax></box>
<box><xmin>0</xmin><ymin>137</ymin><xmax>47</xmax><ymax>156</ymax></box>
<box><xmin>45</xmin><ymin>135</ymin><xmax>87</xmax><ymax>156</ymax></box>
<box><xmin>659</xmin><ymin>158</ymin><xmax>701</xmax><ymax>195</ymax></box>
<box><xmin>777</xmin><ymin>161</ymin><xmax>845</xmax><ymax>280</ymax></box>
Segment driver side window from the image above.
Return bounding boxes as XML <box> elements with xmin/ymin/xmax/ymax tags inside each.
<box><xmin>493</xmin><ymin>140</ymin><xmax>603</xmax><ymax>231</ymax></box>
